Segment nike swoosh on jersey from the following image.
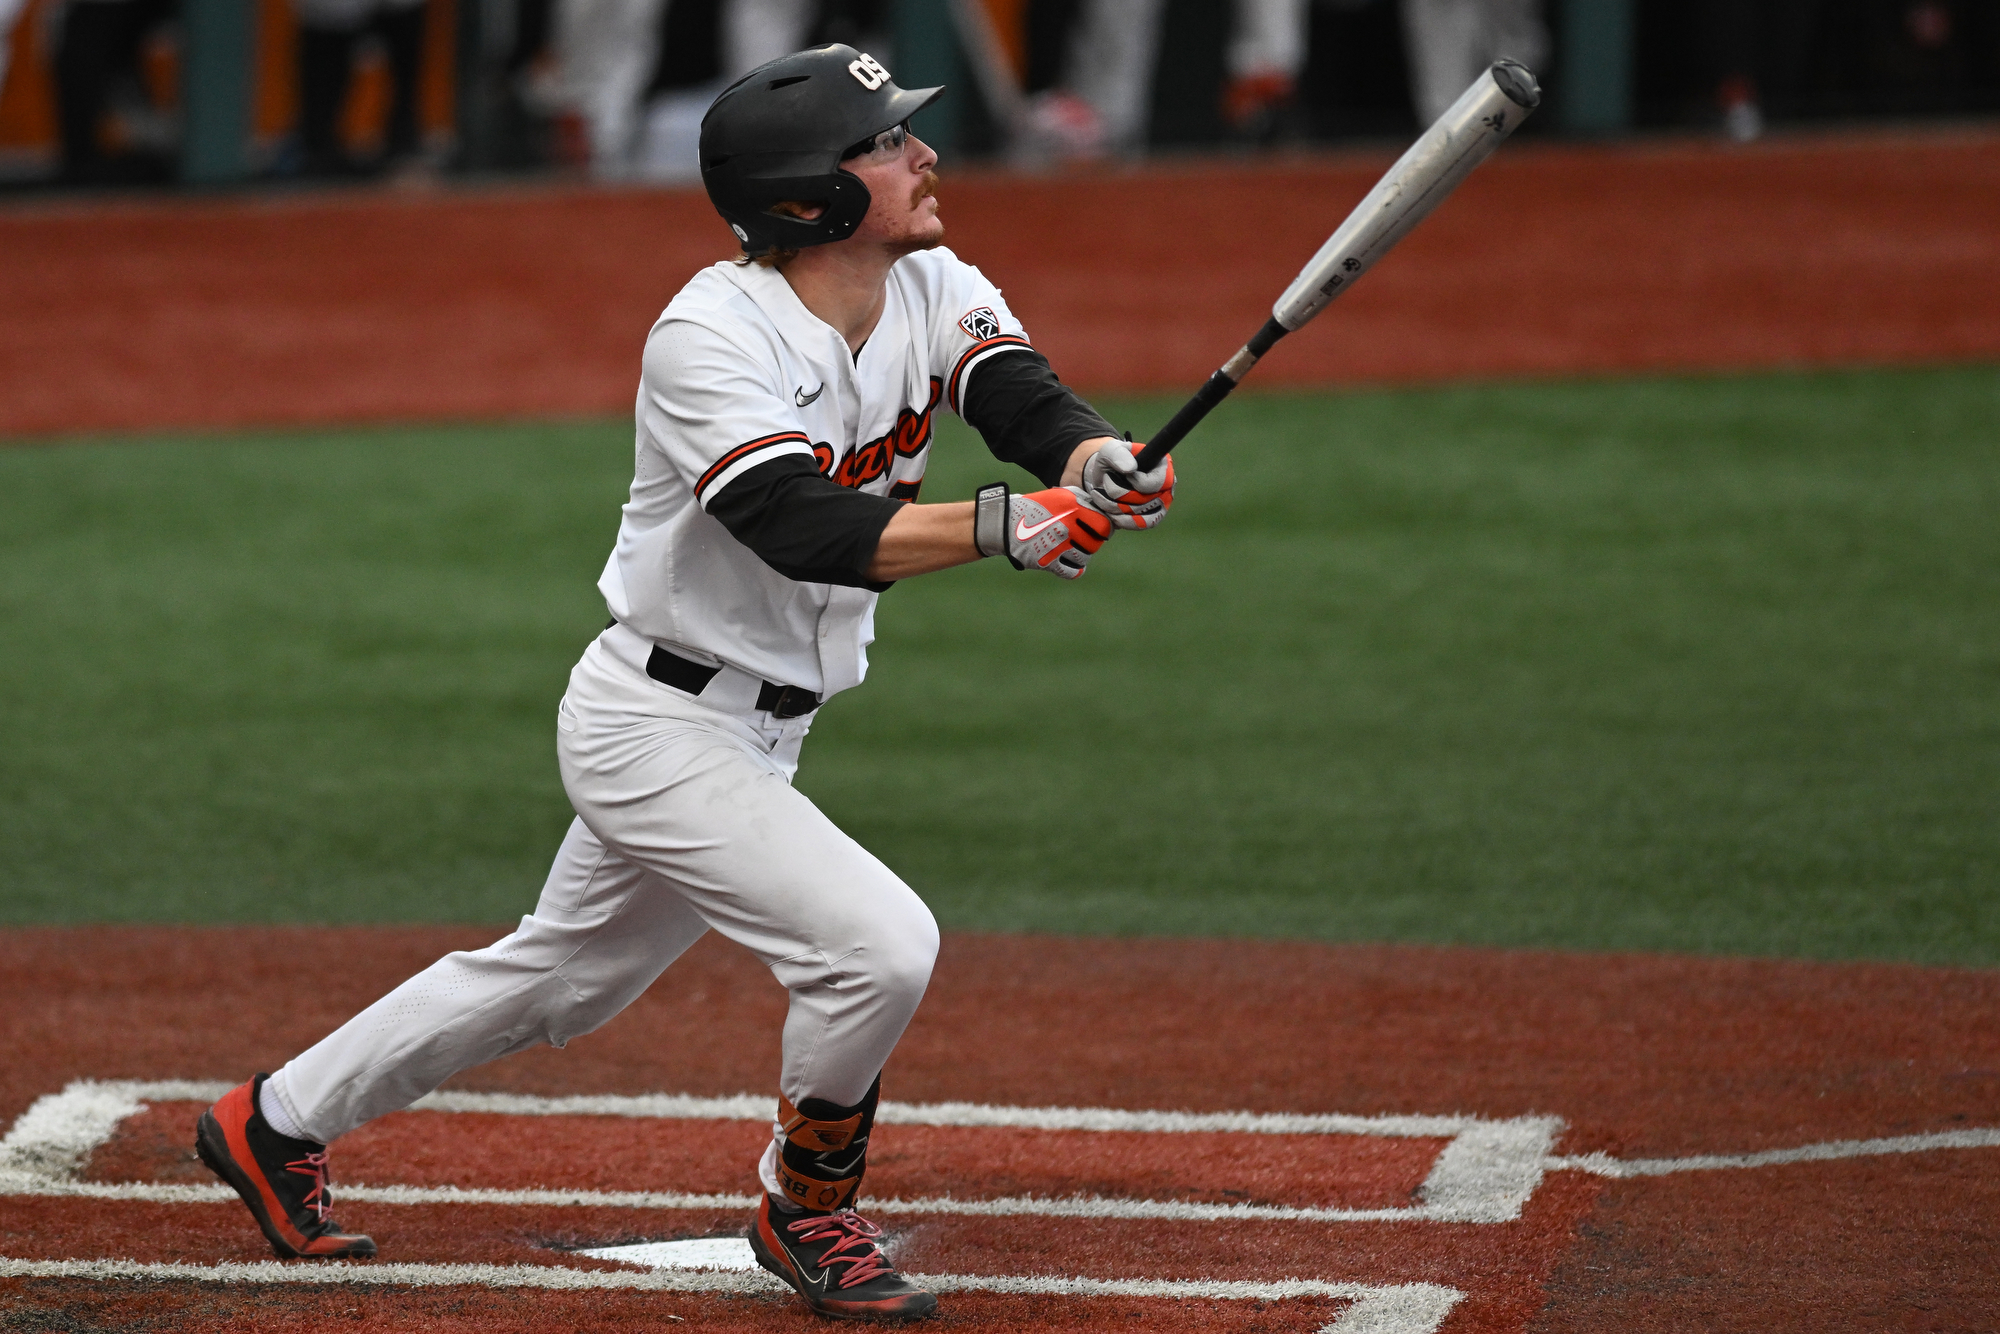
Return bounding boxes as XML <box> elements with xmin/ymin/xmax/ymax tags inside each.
<box><xmin>1013</xmin><ymin>513</ymin><xmax>1065</xmax><ymax>542</ymax></box>
<box><xmin>795</xmin><ymin>383</ymin><xmax>825</xmax><ymax>407</ymax></box>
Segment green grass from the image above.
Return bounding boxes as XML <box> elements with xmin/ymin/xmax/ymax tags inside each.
<box><xmin>2</xmin><ymin>367</ymin><xmax>1996</xmax><ymax>964</ymax></box>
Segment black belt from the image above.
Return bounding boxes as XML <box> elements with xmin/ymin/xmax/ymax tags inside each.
<box><xmin>645</xmin><ymin>644</ymin><xmax>821</xmax><ymax>719</ymax></box>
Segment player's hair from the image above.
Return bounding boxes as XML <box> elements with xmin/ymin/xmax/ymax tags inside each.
<box><xmin>732</xmin><ymin>200</ymin><xmax>820</xmax><ymax>268</ymax></box>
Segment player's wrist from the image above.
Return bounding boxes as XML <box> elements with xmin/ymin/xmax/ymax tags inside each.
<box><xmin>1060</xmin><ymin>437</ymin><xmax>1114</xmax><ymax>488</ymax></box>
<box><xmin>972</xmin><ymin>483</ymin><xmax>1014</xmax><ymax>565</ymax></box>
<box><xmin>981</xmin><ymin>484</ymin><xmax>1114</xmax><ymax>580</ymax></box>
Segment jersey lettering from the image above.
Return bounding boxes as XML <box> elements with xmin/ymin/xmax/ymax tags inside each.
<box><xmin>848</xmin><ymin>54</ymin><xmax>891</xmax><ymax>91</ymax></box>
<box><xmin>819</xmin><ymin>377</ymin><xmax>942</xmax><ymax>490</ymax></box>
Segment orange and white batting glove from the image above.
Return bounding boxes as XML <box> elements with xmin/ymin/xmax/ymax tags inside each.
<box><xmin>973</xmin><ymin>483</ymin><xmax>1115</xmax><ymax>580</ymax></box>
<box><xmin>1079</xmin><ymin>440</ymin><xmax>1174</xmax><ymax>530</ymax></box>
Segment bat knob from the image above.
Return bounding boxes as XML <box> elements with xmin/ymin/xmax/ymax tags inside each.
<box><xmin>1491</xmin><ymin>60</ymin><xmax>1541</xmax><ymax>110</ymax></box>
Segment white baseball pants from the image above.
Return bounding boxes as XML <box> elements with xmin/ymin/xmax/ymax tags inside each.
<box><xmin>269</xmin><ymin>624</ymin><xmax>939</xmax><ymax>1144</ymax></box>
<box><xmin>1400</xmin><ymin>0</ymin><xmax>1549</xmax><ymax>125</ymax></box>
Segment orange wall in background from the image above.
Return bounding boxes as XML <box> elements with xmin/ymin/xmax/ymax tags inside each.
<box><xmin>977</xmin><ymin>0</ymin><xmax>1025</xmax><ymax>77</ymax></box>
<box><xmin>253</xmin><ymin>0</ymin><xmax>297</xmax><ymax>137</ymax></box>
<box><xmin>0</xmin><ymin>0</ymin><xmax>59</xmax><ymax>148</ymax></box>
<box><xmin>0</xmin><ymin>0</ymin><xmax>453</xmax><ymax>157</ymax></box>
<box><xmin>254</xmin><ymin>0</ymin><xmax>456</xmax><ymax>146</ymax></box>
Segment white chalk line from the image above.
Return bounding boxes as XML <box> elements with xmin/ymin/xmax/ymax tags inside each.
<box><xmin>428</xmin><ymin>1090</ymin><xmax>1486</xmax><ymax>1140</ymax></box>
<box><xmin>0</xmin><ymin>1081</ymin><xmax>1557</xmax><ymax>1225</ymax></box>
<box><xmin>6</xmin><ymin>1080</ymin><xmax>1997</xmax><ymax>1222</ymax></box>
<box><xmin>0</xmin><ymin>1258</ymin><xmax>1464</xmax><ymax>1334</ymax></box>
<box><xmin>0</xmin><ymin>1178</ymin><xmax>1494</xmax><ymax>1224</ymax></box>
<box><xmin>1549</xmin><ymin>1126</ymin><xmax>2000</xmax><ymax>1178</ymax></box>
<box><xmin>92</xmin><ymin>1082</ymin><xmax>1489</xmax><ymax>1139</ymax></box>
<box><xmin>7</xmin><ymin>1085</ymin><xmax>1998</xmax><ymax>1334</ymax></box>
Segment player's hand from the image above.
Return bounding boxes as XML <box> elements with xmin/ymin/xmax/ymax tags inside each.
<box><xmin>1005</xmin><ymin>486</ymin><xmax>1115</xmax><ymax>579</ymax></box>
<box><xmin>1079</xmin><ymin>440</ymin><xmax>1173</xmax><ymax>530</ymax></box>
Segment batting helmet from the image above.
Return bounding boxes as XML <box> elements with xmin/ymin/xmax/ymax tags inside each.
<box><xmin>699</xmin><ymin>45</ymin><xmax>944</xmax><ymax>257</ymax></box>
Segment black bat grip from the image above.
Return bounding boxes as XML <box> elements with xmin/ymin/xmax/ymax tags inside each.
<box><xmin>1132</xmin><ymin>372</ymin><xmax>1235</xmax><ymax>472</ymax></box>
<box><xmin>1132</xmin><ymin>318</ymin><xmax>1288</xmax><ymax>472</ymax></box>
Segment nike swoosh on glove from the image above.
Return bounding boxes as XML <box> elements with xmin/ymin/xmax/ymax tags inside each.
<box><xmin>1008</xmin><ymin>486</ymin><xmax>1115</xmax><ymax>579</ymax></box>
<box><xmin>1080</xmin><ymin>440</ymin><xmax>1174</xmax><ymax>530</ymax></box>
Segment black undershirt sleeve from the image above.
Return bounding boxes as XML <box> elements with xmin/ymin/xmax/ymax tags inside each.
<box><xmin>706</xmin><ymin>349</ymin><xmax>1109</xmax><ymax>589</ymax></box>
<box><xmin>959</xmin><ymin>346</ymin><xmax>1119</xmax><ymax>486</ymax></box>
<box><xmin>704</xmin><ymin>454</ymin><xmax>903</xmax><ymax>591</ymax></box>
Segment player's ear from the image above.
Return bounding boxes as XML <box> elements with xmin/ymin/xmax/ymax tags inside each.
<box><xmin>767</xmin><ymin>200</ymin><xmax>829</xmax><ymax>223</ymax></box>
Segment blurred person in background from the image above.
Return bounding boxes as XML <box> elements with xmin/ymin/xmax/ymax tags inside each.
<box><xmin>550</xmin><ymin>0</ymin><xmax>668</xmax><ymax>174</ymax></box>
<box><xmin>55</xmin><ymin>0</ymin><xmax>179</xmax><ymax>184</ymax></box>
<box><xmin>555</xmin><ymin>0</ymin><xmax>815</xmax><ymax>177</ymax></box>
<box><xmin>1</xmin><ymin>0</ymin><xmax>28</xmax><ymax>90</ymax></box>
<box><xmin>1698</xmin><ymin>0</ymin><xmax>1820</xmax><ymax>141</ymax></box>
<box><xmin>1034</xmin><ymin>0</ymin><xmax>1161</xmax><ymax>157</ymax></box>
<box><xmin>1020</xmin><ymin>0</ymin><xmax>1307</xmax><ymax>159</ymax></box>
<box><xmin>1223</xmin><ymin>0</ymin><xmax>1308</xmax><ymax>137</ymax></box>
<box><xmin>293</xmin><ymin>0</ymin><xmax>428</xmax><ymax>176</ymax></box>
<box><xmin>1399</xmin><ymin>0</ymin><xmax>1544</xmax><ymax>123</ymax></box>
<box><xmin>628</xmin><ymin>0</ymin><xmax>815</xmax><ymax>180</ymax></box>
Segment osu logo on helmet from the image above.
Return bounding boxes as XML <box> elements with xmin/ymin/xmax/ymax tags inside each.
<box><xmin>849</xmin><ymin>53</ymin><xmax>891</xmax><ymax>90</ymax></box>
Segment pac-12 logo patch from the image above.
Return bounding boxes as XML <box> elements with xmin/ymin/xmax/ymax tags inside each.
<box><xmin>958</xmin><ymin>307</ymin><xmax>1001</xmax><ymax>341</ymax></box>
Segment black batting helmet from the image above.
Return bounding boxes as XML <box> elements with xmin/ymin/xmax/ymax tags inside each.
<box><xmin>699</xmin><ymin>45</ymin><xmax>943</xmax><ymax>258</ymax></box>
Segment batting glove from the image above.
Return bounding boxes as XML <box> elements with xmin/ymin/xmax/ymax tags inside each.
<box><xmin>973</xmin><ymin>483</ymin><xmax>1115</xmax><ymax>579</ymax></box>
<box><xmin>1079</xmin><ymin>440</ymin><xmax>1174</xmax><ymax>530</ymax></box>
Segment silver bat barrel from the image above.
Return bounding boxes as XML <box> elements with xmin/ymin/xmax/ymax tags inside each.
<box><xmin>1270</xmin><ymin>60</ymin><xmax>1541</xmax><ymax>336</ymax></box>
<box><xmin>1131</xmin><ymin>62</ymin><xmax>1539</xmax><ymax>471</ymax></box>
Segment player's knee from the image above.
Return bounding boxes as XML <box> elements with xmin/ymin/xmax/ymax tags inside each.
<box><xmin>867</xmin><ymin>906</ymin><xmax>939</xmax><ymax>1009</ymax></box>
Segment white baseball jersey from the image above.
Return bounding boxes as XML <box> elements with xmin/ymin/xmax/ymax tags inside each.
<box><xmin>599</xmin><ymin>246</ymin><xmax>1033</xmax><ymax>698</ymax></box>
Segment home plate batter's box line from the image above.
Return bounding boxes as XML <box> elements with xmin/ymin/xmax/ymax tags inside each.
<box><xmin>0</xmin><ymin>1259</ymin><xmax>1466</xmax><ymax>1334</ymax></box>
<box><xmin>6</xmin><ymin>1080</ymin><xmax>2000</xmax><ymax>1216</ymax></box>
<box><xmin>0</xmin><ymin>1080</ymin><xmax>1561</xmax><ymax>1225</ymax></box>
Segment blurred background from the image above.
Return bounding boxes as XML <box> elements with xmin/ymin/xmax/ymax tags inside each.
<box><xmin>1</xmin><ymin>1</ymin><xmax>1996</xmax><ymax>968</ymax></box>
<box><xmin>2</xmin><ymin>0</ymin><xmax>1999</xmax><ymax>187</ymax></box>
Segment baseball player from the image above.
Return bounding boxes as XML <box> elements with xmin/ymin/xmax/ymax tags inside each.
<box><xmin>195</xmin><ymin>43</ymin><xmax>1173</xmax><ymax>1323</ymax></box>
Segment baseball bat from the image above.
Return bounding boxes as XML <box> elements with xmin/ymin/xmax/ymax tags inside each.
<box><xmin>1130</xmin><ymin>61</ymin><xmax>1541</xmax><ymax>473</ymax></box>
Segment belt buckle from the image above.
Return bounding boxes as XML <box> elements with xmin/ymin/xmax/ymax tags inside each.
<box><xmin>766</xmin><ymin>684</ymin><xmax>818</xmax><ymax>719</ymax></box>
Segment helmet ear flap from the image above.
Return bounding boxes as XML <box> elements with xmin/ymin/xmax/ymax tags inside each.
<box><xmin>735</xmin><ymin>170</ymin><xmax>873</xmax><ymax>257</ymax></box>
<box><xmin>816</xmin><ymin>171</ymin><xmax>873</xmax><ymax>242</ymax></box>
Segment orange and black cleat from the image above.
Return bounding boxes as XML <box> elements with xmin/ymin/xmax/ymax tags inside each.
<box><xmin>748</xmin><ymin>1194</ymin><xmax>937</xmax><ymax>1322</ymax></box>
<box><xmin>194</xmin><ymin>1074</ymin><xmax>377</xmax><ymax>1260</ymax></box>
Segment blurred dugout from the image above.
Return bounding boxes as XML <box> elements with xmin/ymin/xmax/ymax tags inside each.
<box><xmin>1</xmin><ymin>0</ymin><xmax>1998</xmax><ymax>185</ymax></box>
<box><xmin>559</xmin><ymin>0</ymin><xmax>1540</xmax><ymax>176</ymax></box>
<box><xmin>294</xmin><ymin>0</ymin><xmax>427</xmax><ymax>175</ymax></box>
<box><xmin>0</xmin><ymin>0</ymin><xmax>454</xmax><ymax>179</ymax></box>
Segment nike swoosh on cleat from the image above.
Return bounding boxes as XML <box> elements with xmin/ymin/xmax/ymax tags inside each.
<box><xmin>1013</xmin><ymin>513</ymin><xmax>1064</xmax><ymax>541</ymax></box>
<box><xmin>781</xmin><ymin>1241</ymin><xmax>834</xmax><ymax>1294</ymax></box>
<box><xmin>795</xmin><ymin>384</ymin><xmax>824</xmax><ymax>407</ymax></box>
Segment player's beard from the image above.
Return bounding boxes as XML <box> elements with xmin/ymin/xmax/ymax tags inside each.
<box><xmin>892</xmin><ymin>171</ymin><xmax>944</xmax><ymax>255</ymax></box>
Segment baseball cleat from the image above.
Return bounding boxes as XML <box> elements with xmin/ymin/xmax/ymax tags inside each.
<box><xmin>748</xmin><ymin>1194</ymin><xmax>937</xmax><ymax>1321</ymax></box>
<box><xmin>194</xmin><ymin>1074</ymin><xmax>377</xmax><ymax>1260</ymax></box>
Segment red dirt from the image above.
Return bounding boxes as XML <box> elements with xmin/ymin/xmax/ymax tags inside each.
<box><xmin>89</xmin><ymin>1102</ymin><xmax>1444</xmax><ymax>1209</ymax></box>
<box><xmin>1533</xmin><ymin>1154</ymin><xmax>2000</xmax><ymax>1334</ymax></box>
<box><xmin>0</xmin><ymin>1281</ymin><xmax>1358</xmax><ymax>1333</ymax></box>
<box><xmin>2</xmin><ymin>927</ymin><xmax>1998</xmax><ymax>1331</ymax></box>
<box><xmin>3</xmin><ymin>128</ymin><xmax>1998</xmax><ymax>439</ymax></box>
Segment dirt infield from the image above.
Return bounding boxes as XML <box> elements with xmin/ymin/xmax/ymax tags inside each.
<box><xmin>3</xmin><ymin>927</ymin><xmax>1997</xmax><ymax>1331</ymax></box>
<box><xmin>3</xmin><ymin>127</ymin><xmax>1998</xmax><ymax>438</ymax></box>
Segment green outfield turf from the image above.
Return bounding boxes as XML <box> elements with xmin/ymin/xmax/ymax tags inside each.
<box><xmin>2</xmin><ymin>366</ymin><xmax>1996</xmax><ymax>964</ymax></box>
